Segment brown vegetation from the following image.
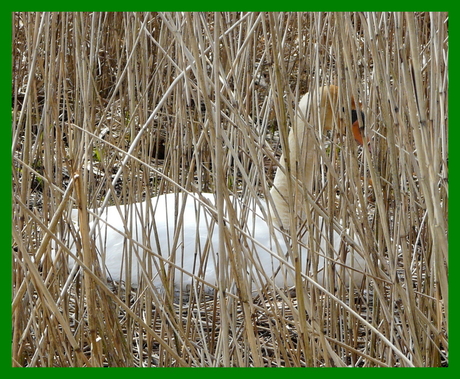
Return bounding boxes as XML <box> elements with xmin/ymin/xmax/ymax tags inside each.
<box><xmin>12</xmin><ymin>12</ymin><xmax>448</xmax><ymax>367</ymax></box>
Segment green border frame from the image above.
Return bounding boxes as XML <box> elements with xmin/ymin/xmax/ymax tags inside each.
<box><xmin>4</xmin><ymin>7</ymin><xmax>455</xmax><ymax>376</ymax></box>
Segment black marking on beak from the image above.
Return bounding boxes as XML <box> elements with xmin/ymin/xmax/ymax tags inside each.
<box><xmin>351</xmin><ymin>109</ymin><xmax>365</xmax><ymax>130</ymax></box>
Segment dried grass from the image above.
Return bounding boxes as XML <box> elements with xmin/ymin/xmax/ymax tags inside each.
<box><xmin>12</xmin><ymin>12</ymin><xmax>448</xmax><ymax>367</ymax></box>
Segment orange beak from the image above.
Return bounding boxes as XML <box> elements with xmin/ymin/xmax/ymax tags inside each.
<box><xmin>351</xmin><ymin>109</ymin><xmax>365</xmax><ymax>146</ymax></box>
<box><xmin>352</xmin><ymin>120</ymin><xmax>364</xmax><ymax>146</ymax></box>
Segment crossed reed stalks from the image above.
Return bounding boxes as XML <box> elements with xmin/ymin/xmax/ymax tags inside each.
<box><xmin>12</xmin><ymin>12</ymin><xmax>448</xmax><ymax>367</ymax></box>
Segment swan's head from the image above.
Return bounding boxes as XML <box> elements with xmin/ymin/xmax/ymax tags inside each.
<box><xmin>272</xmin><ymin>85</ymin><xmax>366</xmax><ymax>229</ymax></box>
<box><xmin>310</xmin><ymin>85</ymin><xmax>365</xmax><ymax>146</ymax></box>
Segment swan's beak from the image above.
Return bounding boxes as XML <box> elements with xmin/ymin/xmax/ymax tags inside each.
<box><xmin>352</xmin><ymin>120</ymin><xmax>364</xmax><ymax>146</ymax></box>
<box><xmin>351</xmin><ymin>109</ymin><xmax>369</xmax><ymax>149</ymax></box>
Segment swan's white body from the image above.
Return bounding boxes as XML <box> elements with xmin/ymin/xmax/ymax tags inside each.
<box><xmin>69</xmin><ymin>193</ymin><xmax>362</xmax><ymax>290</ymax></box>
<box><xmin>67</xmin><ymin>86</ymin><xmax>366</xmax><ymax>291</ymax></box>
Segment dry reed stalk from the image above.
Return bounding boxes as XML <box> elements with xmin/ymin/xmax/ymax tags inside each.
<box><xmin>12</xmin><ymin>12</ymin><xmax>448</xmax><ymax>367</ymax></box>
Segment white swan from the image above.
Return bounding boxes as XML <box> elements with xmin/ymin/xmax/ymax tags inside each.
<box><xmin>67</xmin><ymin>85</ymin><xmax>366</xmax><ymax>291</ymax></box>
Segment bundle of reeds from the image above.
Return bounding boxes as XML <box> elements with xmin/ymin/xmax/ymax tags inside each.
<box><xmin>12</xmin><ymin>12</ymin><xmax>448</xmax><ymax>367</ymax></box>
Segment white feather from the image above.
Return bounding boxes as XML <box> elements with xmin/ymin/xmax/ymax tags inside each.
<box><xmin>66</xmin><ymin>86</ymin><xmax>366</xmax><ymax>291</ymax></box>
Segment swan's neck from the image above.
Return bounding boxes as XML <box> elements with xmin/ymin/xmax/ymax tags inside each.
<box><xmin>269</xmin><ymin>119</ymin><xmax>317</xmax><ymax>229</ymax></box>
